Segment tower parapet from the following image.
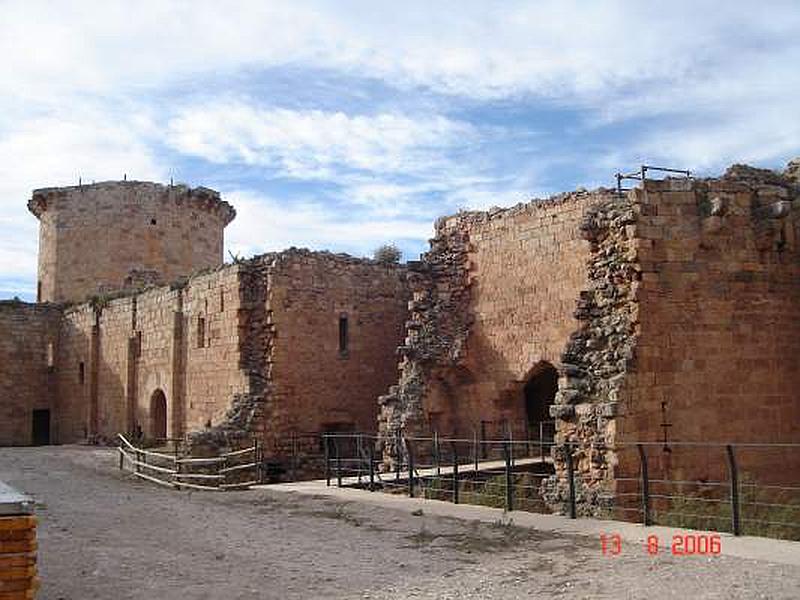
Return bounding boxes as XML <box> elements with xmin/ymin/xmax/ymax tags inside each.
<box><xmin>28</xmin><ymin>180</ymin><xmax>235</xmax><ymax>304</ymax></box>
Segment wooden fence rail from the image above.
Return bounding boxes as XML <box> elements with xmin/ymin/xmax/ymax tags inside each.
<box><xmin>117</xmin><ymin>434</ymin><xmax>260</xmax><ymax>491</ymax></box>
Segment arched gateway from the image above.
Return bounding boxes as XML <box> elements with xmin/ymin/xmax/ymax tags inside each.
<box><xmin>523</xmin><ymin>362</ymin><xmax>558</xmax><ymax>440</ymax></box>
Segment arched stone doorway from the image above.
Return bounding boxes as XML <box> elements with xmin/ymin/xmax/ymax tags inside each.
<box><xmin>523</xmin><ymin>362</ymin><xmax>558</xmax><ymax>440</ymax></box>
<box><xmin>150</xmin><ymin>389</ymin><xmax>167</xmax><ymax>440</ymax></box>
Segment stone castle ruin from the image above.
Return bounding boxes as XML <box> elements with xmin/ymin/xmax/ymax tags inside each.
<box><xmin>1</xmin><ymin>181</ymin><xmax>407</xmax><ymax>468</ymax></box>
<box><xmin>1</xmin><ymin>160</ymin><xmax>799</xmax><ymax>513</ymax></box>
<box><xmin>378</xmin><ymin>160</ymin><xmax>800</xmax><ymax>514</ymax></box>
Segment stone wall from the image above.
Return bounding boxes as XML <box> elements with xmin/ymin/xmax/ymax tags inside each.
<box><xmin>186</xmin><ymin>258</ymin><xmax>271</xmax><ymax>452</ymax></box>
<box><xmin>263</xmin><ymin>251</ymin><xmax>408</xmax><ymax>451</ymax></box>
<box><xmin>2</xmin><ymin>249</ymin><xmax>407</xmax><ymax>458</ymax></box>
<box><xmin>57</xmin><ymin>305</ymin><xmax>94</xmax><ymax>443</ymax></box>
<box><xmin>0</xmin><ymin>302</ymin><xmax>61</xmax><ymax>445</ymax></box>
<box><xmin>95</xmin><ymin>296</ymin><xmax>135</xmax><ymax>440</ymax></box>
<box><xmin>380</xmin><ymin>161</ymin><xmax>800</xmax><ymax>517</ymax></box>
<box><xmin>28</xmin><ymin>181</ymin><xmax>235</xmax><ymax>304</ymax></box>
<box><xmin>188</xmin><ymin>250</ymin><xmax>409</xmax><ymax>473</ymax></box>
<box><xmin>379</xmin><ymin>192</ymin><xmax>606</xmax><ymax>445</ymax></box>
<box><xmin>134</xmin><ymin>287</ymin><xmax>183</xmax><ymax>439</ymax></box>
<box><xmin>540</xmin><ymin>166</ymin><xmax>800</xmax><ymax>514</ymax></box>
<box><xmin>613</xmin><ymin>170</ymin><xmax>800</xmax><ymax>488</ymax></box>
<box><xmin>541</xmin><ymin>191</ymin><xmax>642</xmax><ymax>513</ymax></box>
<box><xmin>182</xmin><ymin>267</ymin><xmax>251</xmax><ymax>433</ymax></box>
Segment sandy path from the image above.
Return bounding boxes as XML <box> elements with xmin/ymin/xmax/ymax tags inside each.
<box><xmin>0</xmin><ymin>446</ymin><xmax>797</xmax><ymax>599</ymax></box>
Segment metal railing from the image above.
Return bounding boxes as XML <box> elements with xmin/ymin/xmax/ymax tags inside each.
<box><xmin>117</xmin><ymin>434</ymin><xmax>262</xmax><ymax>491</ymax></box>
<box><xmin>615</xmin><ymin>164</ymin><xmax>691</xmax><ymax>195</ymax></box>
<box><xmin>322</xmin><ymin>433</ymin><xmax>800</xmax><ymax>541</ymax></box>
<box><xmin>613</xmin><ymin>441</ymin><xmax>800</xmax><ymax>539</ymax></box>
<box><xmin>323</xmin><ymin>431</ymin><xmax>556</xmax><ymax>514</ymax></box>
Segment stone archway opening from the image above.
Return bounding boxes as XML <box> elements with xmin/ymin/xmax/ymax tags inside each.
<box><xmin>523</xmin><ymin>362</ymin><xmax>558</xmax><ymax>441</ymax></box>
<box><xmin>150</xmin><ymin>389</ymin><xmax>167</xmax><ymax>440</ymax></box>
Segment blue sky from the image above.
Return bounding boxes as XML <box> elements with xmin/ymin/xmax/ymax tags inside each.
<box><xmin>1</xmin><ymin>0</ymin><xmax>798</xmax><ymax>300</ymax></box>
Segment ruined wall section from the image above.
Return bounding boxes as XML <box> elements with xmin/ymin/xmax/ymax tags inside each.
<box><xmin>544</xmin><ymin>165</ymin><xmax>800</xmax><ymax>515</ymax></box>
<box><xmin>615</xmin><ymin>170</ymin><xmax>800</xmax><ymax>485</ymax></box>
<box><xmin>187</xmin><ymin>257</ymin><xmax>272</xmax><ymax>451</ymax></box>
<box><xmin>377</xmin><ymin>221</ymin><xmax>472</xmax><ymax>441</ymax></box>
<box><xmin>541</xmin><ymin>194</ymin><xmax>641</xmax><ymax>514</ymax></box>
<box><xmin>0</xmin><ymin>302</ymin><xmax>61</xmax><ymax>445</ymax></box>
<box><xmin>454</xmin><ymin>194</ymin><xmax>604</xmax><ymax>435</ymax></box>
<box><xmin>28</xmin><ymin>181</ymin><xmax>235</xmax><ymax>304</ymax></box>
<box><xmin>265</xmin><ymin>251</ymin><xmax>408</xmax><ymax>457</ymax></box>
<box><xmin>379</xmin><ymin>193</ymin><xmax>606</xmax><ymax>443</ymax></box>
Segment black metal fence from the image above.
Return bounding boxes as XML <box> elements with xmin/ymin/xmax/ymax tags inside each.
<box><xmin>258</xmin><ymin>420</ymin><xmax>554</xmax><ymax>483</ymax></box>
<box><xmin>324</xmin><ymin>432</ymin><xmax>556</xmax><ymax>513</ymax></box>
<box><xmin>322</xmin><ymin>433</ymin><xmax>800</xmax><ymax>541</ymax></box>
<box><xmin>613</xmin><ymin>442</ymin><xmax>800</xmax><ymax>539</ymax></box>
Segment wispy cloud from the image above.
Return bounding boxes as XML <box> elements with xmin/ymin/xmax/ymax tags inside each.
<box><xmin>167</xmin><ymin>102</ymin><xmax>476</xmax><ymax>178</ymax></box>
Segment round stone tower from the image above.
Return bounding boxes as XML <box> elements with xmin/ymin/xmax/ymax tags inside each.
<box><xmin>28</xmin><ymin>181</ymin><xmax>236</xmax><ymax>304</ymax></box>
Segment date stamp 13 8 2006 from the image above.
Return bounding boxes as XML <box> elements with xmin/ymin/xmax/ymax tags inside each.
<box><xmin>600</xmin><ymin>533</ymin><xmax>722</xmax><ymax>557</ymax></box>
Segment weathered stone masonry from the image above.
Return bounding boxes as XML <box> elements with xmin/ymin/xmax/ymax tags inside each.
<box><xmin>28</xmin><ymin>181</ymin><xmax>234</xmax><ymax>304</ymax></box>
<box><xmin>379</xmin><ymin>161</ymin><xmax>800</xmax><ymax>516</ymax></box>
<box><xmin>194</xmin><ymin>251</ymin><xmax>409</xmax><ymax>469</ymax></box>
<box><xmin>379</xmin><ymin>191</ymin><xmax>605</xmax><ymax>447</ymax></box>
<box><xmin>4</xmin><ymin>162</ymin><xmax>799</xmax><ymax>508</ymax></box>
<box><xmin>0</xmin><ymin>302</ymin><xmax>61</xmax><ymax>445</ymax></box>
<box><xmin>3</xmin><ymin>181</ymin><xmax>409</xmax><ymax>469</ymax></box>
<box><xmin>1</xmin><ymin>253</ymin><xmax>407</xmax><ymax>469</ymax></box>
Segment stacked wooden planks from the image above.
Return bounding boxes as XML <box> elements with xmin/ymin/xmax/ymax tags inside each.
<box><xmin>0</xmin><ymin>514</ymin><xmax>38</xmax><ymax>599</ymax></box>
<box><xmin>0</xmin><ymin>480</ymin><xmax>38</xmax><ymax>600</ymax></box>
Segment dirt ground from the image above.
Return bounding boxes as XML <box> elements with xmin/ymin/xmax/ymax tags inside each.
<box><xmin>0</xmin><ymin>446</ymin><xmax>798</xmax><ymax>600</ymax></box>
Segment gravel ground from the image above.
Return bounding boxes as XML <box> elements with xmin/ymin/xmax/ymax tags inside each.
<box><xmin>0</xmin><ymin>446</ymin><xmax>798</xmax><ymax>600</ymax></box>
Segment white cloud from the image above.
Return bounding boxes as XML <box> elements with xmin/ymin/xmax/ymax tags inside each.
<box><xmin>224</xmin><ymin>189</ymin><xmax>434</xmax><ymax>260</ymax></box>
<box><xmin>167</xmin><ymin>102</ymin><xmax>476</xmax><ymax>178</ymax></box>
<box><xmin>3</xmin><ymin>0</ymin><xmax>797</xmax><ymax>105</ymax></box>
<box><xmin>0</xmin><ymin>107</ymin><xmax>164</xmax><ymax>294</ymax></box>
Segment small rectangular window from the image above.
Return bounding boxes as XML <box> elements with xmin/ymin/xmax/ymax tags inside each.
<box><xmin>37</xmin><ymin>281</ymin><xmax>42</xmax><ymax>303</ymax></box>
<box><xmin>79</xmin><ymin>362</ymin><xmax>85</xmax><ymax>385</ymax></box>
<box><xmin>46</xmin><ymin>342</ymin><xmax>54</xmax><ymax>369</ymax></box>
<box><xmin>338</xmin><ymin>315</ymin><xmax>348</xmax><ymax>354</ymax></box>
<box><xmin>197</xmin><ymin>317</ymin><xmax>206</xmax><ymax>348</ymax></box>
<box><xmin>219</xmin><ymin>289</ymin><xmax>225</xmax><ymax>313</ymax></box>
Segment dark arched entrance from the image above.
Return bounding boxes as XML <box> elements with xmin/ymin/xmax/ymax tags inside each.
<box><xmin>524</xmin><ymin>363</ymin><xmax>558</xmax><ymax>440</ymax></box>
<box><xmin>150</xmin><ymin>389</ymin><xmax>167</xmax><ymax>440</ymax></box>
